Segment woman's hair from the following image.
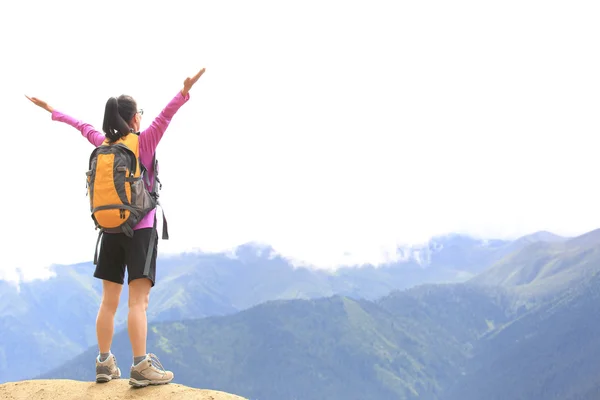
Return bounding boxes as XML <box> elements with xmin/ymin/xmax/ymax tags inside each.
<box><xmin>102</xmin><ymin>95</ymin><xmax>137</xmax><ymax>142</ymax></box>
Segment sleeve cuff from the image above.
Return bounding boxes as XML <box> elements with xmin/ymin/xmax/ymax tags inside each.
<box><xmin>179</xmin><ymin>91</ymin><xmax>190</xmax><ymax>101</ymax></box>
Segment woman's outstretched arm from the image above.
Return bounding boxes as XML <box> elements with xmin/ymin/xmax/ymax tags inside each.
<box><xmin>25</xmin><ymin>95</ymin><xmax>105</xmax><ymax>147</ymax></box>
<box><xmin>139</xmin><ymin>68</ymin><xmax>206</xmax><ymax>157</ymax></box>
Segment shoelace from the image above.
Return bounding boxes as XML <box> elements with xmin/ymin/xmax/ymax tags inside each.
<box><xmin>147</xmin><ymin>353</ymin><xmax>166</xmax><ymax>372</ymax></box>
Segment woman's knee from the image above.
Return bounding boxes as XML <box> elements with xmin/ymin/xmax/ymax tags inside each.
<box><xmin>101</xmin><ymin>297</ymin><xmax>120</xmax><ymax>314</ymax></box>
<box><xmin>100</xmin><ymin>281</ymin><xmax>122</xmax><ymax>314</ymax></box>
<box><xmin>128</xmin><ymin>278</ymin><xmax>152</xmax><ymax>310</ymax></box>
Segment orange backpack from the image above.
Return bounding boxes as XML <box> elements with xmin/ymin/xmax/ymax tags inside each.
<box><xmin>86</xmin><ymin>133</ymin><xmax>156</xmax><ymax>237</ymax></box>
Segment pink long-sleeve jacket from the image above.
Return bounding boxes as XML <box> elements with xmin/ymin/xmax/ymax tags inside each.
<box><xmin>51</xmin><ymin>91</ymin><xmax>190</xmax><ymax>230</ymax></box>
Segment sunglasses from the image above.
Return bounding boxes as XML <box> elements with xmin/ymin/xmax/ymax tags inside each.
<box><xmin>137</xmin><ymin>109</ymin><xmax>144</xmax><ymax>116</ymax></box>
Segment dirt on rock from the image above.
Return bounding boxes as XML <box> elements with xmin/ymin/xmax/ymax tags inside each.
<box><xmin>0</xmin><ymin>379</ymin><xmax>248</xmax><ymax>400</ymax></box>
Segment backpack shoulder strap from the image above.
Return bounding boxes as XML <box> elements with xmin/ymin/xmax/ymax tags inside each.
<box><xmin>119</xmin><ymin>134</ymin><xmax>141</xmax><ymax>178</ymax></box>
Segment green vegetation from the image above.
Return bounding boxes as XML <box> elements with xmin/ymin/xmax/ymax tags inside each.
<box><xmin>37</xmin><ymin>230</ymin><xmax>600</xmax><ymax>399</ymax></box>
<box><xmin>40</xmin><ymin>286</ymin><xmax>510</xmax><ymax>400</ymax></box>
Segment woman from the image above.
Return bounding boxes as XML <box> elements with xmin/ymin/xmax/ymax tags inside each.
<box><xmin>26</xmin><ymin>67</ymin><xmax>206</xmax><ymax>387</ymax></box>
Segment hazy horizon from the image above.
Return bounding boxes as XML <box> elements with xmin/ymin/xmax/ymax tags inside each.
<box><xmin>2</xmin><ymin>0</ymin><xmax>599</xmax><ymax>280</ymax></box>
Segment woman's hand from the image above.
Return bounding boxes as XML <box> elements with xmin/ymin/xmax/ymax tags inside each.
<box><xmin>25</xmin><ymin>95</ymin><xmax>54</xmax><ymax>113</ymax></box>
<box><xmin>181</xmin><ymin>68</ymin><xmax>206</xmax><ymax>97</ymax></box>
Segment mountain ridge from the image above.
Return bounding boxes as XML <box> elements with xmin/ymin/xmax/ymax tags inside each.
<box><xmin>0</xmin><ymin>228</ymin><xmax>589</xmax><ymax>387</ymax></box>
<box><xmin>1</xmin><ymin>230</ymin><xmax>571</xmax><ymax>286</ymax></box>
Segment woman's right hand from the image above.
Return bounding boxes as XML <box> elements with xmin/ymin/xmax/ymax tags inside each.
<box><xmin>25</xmin><ymin>95</ymin><xmax>54</xmax><ymax>113</ymax></box>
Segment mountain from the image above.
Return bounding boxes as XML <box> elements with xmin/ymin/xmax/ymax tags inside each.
<box><xmin>40</xmin><ymin>257</ymin><xmax>600</xmax><ymax>400</ymax></box>
<box><xmin>0</xmin><ymin>230</ymin><xmax>570</xmax><ymax>383</ymax></box>
<box><xmin>36</xmin><ymin>229</ymin><xmax>600</xmax><ymax>400</ymax></box>
<box><xmin>0</xmin><ymin>267</ymin><xmax>101</xmax><ymax>383</ymax></box>
<box><xmin>511</xmin><ymin>230</ymin><xmax>566</xmax><ymax>245</ymax></box>
<box><xmin>39</xmin><ymin>286</ymin><xmax>512</xmax><ymax>400</ymax></box>
<box><xmin>445</xmin><ymin>270</ymin><xmax>600</xmax><ymax>400</ymax></box>
<box><xmin>378</xmin><ymin>283</ymin><xmax>513</xmax><ymax>346</ymax></box>
<box><xmin>470</xmin><ymin>228</ymin><xmax>600</xmax><ymax>307</ymax></box>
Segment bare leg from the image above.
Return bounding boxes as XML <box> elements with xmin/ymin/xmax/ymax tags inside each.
<box><xmin>128</xmin><ymin>278</ymin><xmax>152</xmax><ymax>358</ymax></box>
<box><xmin>96</xmin><ymin>280</ymin><xmax>123</xmax><ymax>353</ymax></box>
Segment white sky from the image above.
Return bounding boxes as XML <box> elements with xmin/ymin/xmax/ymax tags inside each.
<box><xmin>1</xmin><ymin>0</ymin><xmax>600</xmax><ymax>280</ymax></box>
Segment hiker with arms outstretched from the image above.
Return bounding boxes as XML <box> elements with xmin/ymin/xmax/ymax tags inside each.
<box><xmin>26</xmin><ymin>67</ymin><xmax>206</xmax><ymax>387</ymax></box>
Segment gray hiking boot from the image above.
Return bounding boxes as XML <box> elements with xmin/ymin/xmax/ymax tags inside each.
<box><xmin>129</xmin><ymin>353</ymin><xmax>174</xmax><ymax>387</ymax></box>
<box><xmin>96</xmin><ymin>353</ymin><xmax>121</xmax><ymax>383</ymax></box>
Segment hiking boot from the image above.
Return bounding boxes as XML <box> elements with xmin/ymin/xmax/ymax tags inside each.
<box><xmin>96</xmin><ymin>353</ymin><xmax>121</xmax><ymax>383</ymax></box>
<box><xmin>129</xmin><ymin>353</ymin><xmax>174</xmax><ymax>387</ymax></box>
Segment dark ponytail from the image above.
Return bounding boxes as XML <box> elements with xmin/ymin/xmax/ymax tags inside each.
<box><xmin>102</xmin><ymin>95</ymin><xmax>137</xmax><ymax>142</ymax></box>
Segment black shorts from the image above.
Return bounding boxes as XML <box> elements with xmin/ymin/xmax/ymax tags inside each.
<box><xmin>94</xmin><ymin>228</ymin><xmax>158</xmax><ymax>287</ymax></box>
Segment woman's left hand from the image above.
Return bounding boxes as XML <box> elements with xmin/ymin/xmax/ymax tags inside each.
<box><xmin>181</xmin><ymin>68</ymin><xmax>206</xmax><ymax>96</ymax></box>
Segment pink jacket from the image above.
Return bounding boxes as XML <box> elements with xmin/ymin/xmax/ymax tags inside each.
<box><xmin>51</xmin><ymin>91</ymin><xmax>190</xmax><ymax>230</ymax></box>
